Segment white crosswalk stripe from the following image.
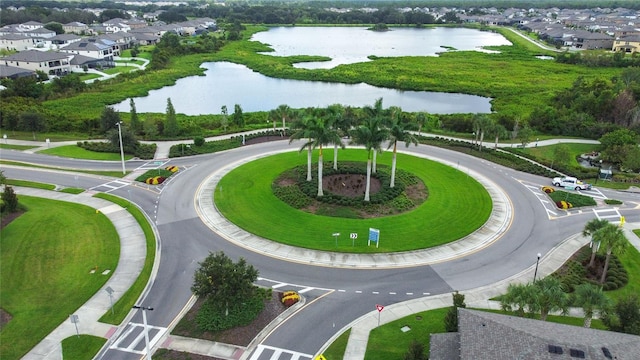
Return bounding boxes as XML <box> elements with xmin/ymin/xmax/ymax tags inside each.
<box><xmin>249</xmin><ymin>344</ymin><xmax>313</xmax><ymax>360</ymax></box>
<box><xmin>109</xmin><ymin>323</ymin><xmax>167</xmax><ymax>354</ymax></box>
<box><xmin>89</xmin><ymin>179</ymin><xmax>131</xmax><ymax>193</ymax></box>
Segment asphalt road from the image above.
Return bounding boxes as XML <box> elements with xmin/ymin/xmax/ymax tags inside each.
<box><xmin>2</xmin><ymin>140</ymin><xmax>639</xmax><ymax>359</ymax></box>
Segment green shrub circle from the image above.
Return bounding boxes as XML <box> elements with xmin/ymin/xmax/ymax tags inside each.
<box><xmin>214</xmin><ymin>150</ymin><xmax>492</xmax><ymax>253</ymax></box>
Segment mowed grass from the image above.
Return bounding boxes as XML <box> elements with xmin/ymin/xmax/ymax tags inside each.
<box><xmin>61</xmin><ymin>335</ymin><xmax>106</xmax><ymax>360</ymax></box>
<box><xmin>37</xmin><ymin>145</ymin><xmax>134</xmax><ymax>161</ymax></box>
<box><xmin>215</xmin><ymin>149</ymin><xmax>492</xmax><ymax>253</ymax></box>
<box><xmin>365</xmin><ymin>307</ymin><xmax>448</xmax><ymax>360</ymax></box>
<box><xmin>520</xmin><ymin>143</ymin><xmax>601</xmax><ymax>166</ymax></box>
<box><xmin>607</xmin><ymin>236</ymin><xmax>640</xmax><ymax>302</ymax></box>
<box><xmin>0</xmin><ymin>196</ymin><xmax>120</xmax><ymax>360</ymax></box>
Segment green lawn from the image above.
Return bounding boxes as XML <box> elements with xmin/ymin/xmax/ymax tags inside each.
<box><xmin>37</xmin><ymin>145</ymin><xmax>134</xmax><ymax>161</ymax></box>
<box><xmin>6</xmin><ymin>179</ymin><xmax>55</xmax><ymax>190</ymax></box>
<box><xmin>0</xmin><ymin>196</ymin><xmax>120</xmax><ymax>360</ymax></box>
<box><xmin>0</xmin><ymin>132</ymin><xmax>88</xmax><ymax>142</ymax></box>
<box><xmin>322</xmin><ymin>329</ymin><xmax>350</xmax><ymax>360</ymax></box>
<box><xmin>79</xmin><ymin>73</ymin><xmax>101</xmax><ymax>81</ymax></box>
<box><xmin>520</xmin><ymin>143</ymin><xmax>601</xmax><ymax>167</ymax></box>
<box><xmin>365</xmin><ymin>308</ymin><xmax>448</xmax><ymax>360</ymax></box>
<box><xmin>61</xmin><ymin>335</ymin><xmax>106</xmax><ymax>360</ymax></box>
<box><xmin>607</xmin><ymin>235</ymin><xmax>640</xmax><ymax>302</ymax></box>
<box><xmin>1</xmin><ymin>160</ymin><xmax>128</xmax><ymax>178</ymax></box>
<box><xmin>215</xmin><ymin>149</ymin><xmax>492</xmax><ymax>253</ymax></box>
<box><xmin>0</xmin><ymin>144</ymin><xmax>38</xmax><ymax>150</ymax></box>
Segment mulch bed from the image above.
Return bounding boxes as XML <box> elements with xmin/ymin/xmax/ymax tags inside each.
<box><xmin>171</xmin><ymin>292</ymin><xmax>288</xmax><ymax>346</ymax></box>
<box><xmin>0</xmin><ymin>211</ymin><xmax>23</xmax><ymax>230</ymax></box>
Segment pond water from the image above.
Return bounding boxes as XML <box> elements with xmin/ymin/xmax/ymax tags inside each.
<box><xmin>113</xmin><ymin>27</ymin><xmax>509</xmax><ymax>115</ymax></box>
<box><xmin>251</xmin><ymin>26</ymin><xmax>512</xmax><ymax>69</ymax></box>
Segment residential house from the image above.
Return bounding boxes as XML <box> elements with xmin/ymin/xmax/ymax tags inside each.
<box><xmin>0</xmin><ymin>64</ymin><xmax>35</xmax><ymax>79</ymax></box>
<box><xmin>103</xmin><ymin>18</ymin><xmax>131</xmax><ymax>33</ymax></box>
<box><xmin>125</xmin><ymin>19</ymin><xmax>148</xmax><ymax>30</ymax></box>
<box><xmin>98</xmin><ymin>32</ymin><xmax>136</xmax><ymax>53</ymax></box>
<box><xmin>19</xmin><ymin>21</ymin><xmax>44</xmax><ymax>31</ymax></box>
<box><xmin>47</xmin><ymin>34</ymin><xmax>82</xmax><ymax>50</ymax></box>
<box><xmin>612</xmin><ymin>35</ymin><xmax>640</xmax><ymax>53</ymax></box>
<box><xmin>570</xmin><ymin>30</ymin><xmax>614</xmax><ymax>49</ymax></box>
<box><xmin>63</xmin><ymin>22</ymin><xmax>89</xmax><ymax>34</ymax></box>
<box><xmin>143</xmin><ymin>10</ymin><xmax>165</xmax><ymax>22</ymax></box>
<box><xmin>0</xmin><ymin>33</ymin><xmax>36</xmax><ymax>51</ymax></box>
<box><xmin>23</xmin><ymin>27</ymin><xmax>56</xmax><ymax>39</ymax></box>
<box><xmin>59</xmin><ymin>39</ymin><xmax>114</xmax><ymax>62</ymax></box>
<box><xmin>430</xmin><ymin>308</ymin><xmax>640</xmax><ymax>360</ymax></box>
<box><xmin>2</xmin><ymin>49</ymin><xmax>72</xmax><ymax>75</ymax></box>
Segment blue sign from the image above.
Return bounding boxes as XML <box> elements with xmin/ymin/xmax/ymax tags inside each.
<box><xmin>369</xmin><ymin>228</ymin><xmax>380</xmax><ymax>242</ymax></box>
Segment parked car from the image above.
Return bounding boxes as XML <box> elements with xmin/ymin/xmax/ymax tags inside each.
<box><xmin>552</xmin><ymin>176</ymin><xmax>592</xmax><ymax>190</ymax></box>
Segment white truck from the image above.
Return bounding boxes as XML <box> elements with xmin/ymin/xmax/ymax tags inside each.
<box><xmin>552</xmin><ymin>176</ymin><xmax>592</xmax><ymax>191</ymax></box>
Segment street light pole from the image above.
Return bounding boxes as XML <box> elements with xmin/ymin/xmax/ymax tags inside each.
<box><xmin>533</xmin><ymin>253</ymin><xmax>542</xmax><ymax>282</ymax></box>
<box><xmin>116</xmin><ymin>122</ymin><xmax>126</xmax><ymax>175</ymax></box>
<box><xmin>133</xmin><ymin>305</ymin><xmax>154</xmax><ymax>359</ymax></box>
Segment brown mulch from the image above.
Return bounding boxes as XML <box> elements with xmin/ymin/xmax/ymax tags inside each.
<box><xmin>154</xmin><ymin>349</ymin><xmax>225</xmax><ymax>360</ymax></box>
<box><xmin>0</xmin><ymin>211</ymin><xmax>23</xmax><ymax>230</ymax></box>
<box><xmin>171</xmin><ymin>292</ymin><xmax>288</xmax><ymax>346</ymax></box>
<box><xmin>0</xmin><ymin>308</ymin><xmax>12</xmax><ymax>330</ymax></box>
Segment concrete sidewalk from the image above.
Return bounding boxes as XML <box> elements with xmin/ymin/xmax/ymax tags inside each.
<box><xmin>14</xmin><ymin>188</ymin><xmax>147</xmax><ymax>360</ymax></box>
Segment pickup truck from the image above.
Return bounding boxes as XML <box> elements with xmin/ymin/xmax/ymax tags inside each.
<box><xmin>552</xmin><ymin>176</ymin><xmax>592</xmax><ymax>191</ymax></box>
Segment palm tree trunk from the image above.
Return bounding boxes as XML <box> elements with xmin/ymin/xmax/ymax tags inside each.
<box><xmin>588</xmin><ymin>249</ymin><xmax>597</xmax><ymax>268</ymax></box>
<box><xmin>600</xmin><ymin>250</ymin><xmax>612</xmax><ymax>284</ymax></box>
<box><xmin>390</xmin><ymin>141</ymin><xmax>398</xmax><ymax>188</ymax></box>
<box><xmin>479</xmin><ymin>131</ymin><xmax>485</xmax><ymax>152</ymax></box>
<box><xmin>584</xmin><ymin>315</ymin><xmax>592</xmax><ymax>328</ymax></box>
<box><xmin>333</xmin><ymin>143</ymin><xmax>338</xmax><ymax>170</ymax></box>
<box><xmin>306</xmin><ymin>144</ymin><xmax>312</xmax><ymax>181</ymax></box>
<box><xmin>365</xmin><ymin>157</ymin><xmax>372</xmax><ymax>202</ymax></box>
<box><xmin>317</xmin><ymin>146</ymin><xmax>324</xmax><ymax>197</ymax></box>
<box><xmin>494</xmin><ymin>134</ymin><xmax>499</xmax><ymax>149</ymax></box>
<box><xmin>541</xmin><ymin>308</ymin><xmax>548</xmax><ymax>321</ymax></box>
<box><xmin>282</xmin><ymin>116</ymin><xmax>286</xmax><ymax>130</ymax></box>
<box><xmin>372</xmin><ymin>150</ymin><xmax>377</xmax><ymax>173</ymax></box>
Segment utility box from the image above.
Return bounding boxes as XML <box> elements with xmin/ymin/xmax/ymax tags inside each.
<box><xmin>599</xmin><ymin>169</ymin><xmax>612</xmax><ymax>181</ymax></box>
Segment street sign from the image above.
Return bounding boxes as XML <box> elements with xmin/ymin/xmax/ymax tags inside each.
<box><xmin>315</xmin><ymin>355</ymin><xmax>327</xmax><ymax>360</ymax></box>
<box><xmin>350</xmin><ymin>233</ymin><xmax>357</xmax><ymax>239</ymax></box>
<box><xmin>376</xmin><ymin>304</ymin><xmax>384</xmax><ymax>312</ymax></box>
<box><xmin>368</xmin><ymin>228</ymin><xmax>380</xmax><ymax>248</ymax></box>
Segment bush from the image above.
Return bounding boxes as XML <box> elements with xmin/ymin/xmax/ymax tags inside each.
<box><xmin>195</xmin><ymin>290</ymin><xmax>266</xmax><ymax>332</ymax></box>
<box><xmin>542</xmin><ymin>186</ymin><xmax>555</xmax><ymax>194</ymax></box>
<box><xmin>145</xmin><ymin>176</ymin><xmax>166</xmax><ymax>185</ymax></box>
<box><xmin>1</xmin><ymin>185</ymin><xmax>19</xmax><ymax>212</ymax></box>
<box><xmin>165</xmin><ymin>165</ymin><xmax>179</xmax><ymax>173</ymax></box>
<box><xmin>604</xmin><ymin>199</ymin><xmax>623</xmax><ymax>205</ymax></box>
<box><xmin>193</xmin><ymin>136</ymin><xmax>205</xmax><ymax>147</ymax></box>
<box><xmin>549</xmin><ymin>190</ymin><xmax>596</xmax><ymax>208</ymax></box>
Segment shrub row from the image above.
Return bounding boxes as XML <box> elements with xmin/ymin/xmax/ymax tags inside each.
<box><xmin>555</xmin><ymin>200</ymin><xmax>573</xmax><ymax>209</ymax></box>
<box><xmin>77</xmin><ymin>141</ymin><xmax>156</xmax><ymax>160</ymax></box>
<box><xmin>542</xmin><ymin>186</ymin><xmax>555</xmax><ymax>194</ymax></box>
<box><xmin>419</xmin><ymin>137</ymin><xmax>560</xmax><ymax>178</ymax></box>
<box><xmin>168</xmin><ymin>130</ymin><xmax>292</xmax><ymax>158</ymax></box>
<box><xmin>135</xmin><ymin>169</ymin><xmax>175</xmax><ymax>183</ymax></box>
<box><xmin>196</xmin><ymin>289</ymin><xmax>266</xmax><ymax>332</ymax></box>
<box><xmin>553</xmin><ymin>246</ymin><xmax>628</xmax><ymax>293</ymax></box>
<box><xmin>145</xmin><ymin>176</ymin><xmax>166</xmax><ymax>185</ymax></box>
<box><xmin>548</xmin><ymin>190</ymin><xmax>597</xmax><ymax>208</ymax></box>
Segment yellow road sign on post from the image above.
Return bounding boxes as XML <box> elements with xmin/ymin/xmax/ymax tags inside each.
<box><xmin>315</xmin><ymin>355</ymin><xmax>327</xmax><ymax>360</ymax></box>
<box><xmin>620</xmin><ymin>216</ymin><xmax>625</xmax><ymax>227</ymax></box>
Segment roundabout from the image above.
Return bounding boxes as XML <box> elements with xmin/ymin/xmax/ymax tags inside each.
<box><xmin>196</xmin><ymin>147</ymin><xmax>513</xmax><ymax>267</ymax></box>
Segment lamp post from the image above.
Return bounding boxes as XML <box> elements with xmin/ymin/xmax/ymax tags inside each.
<box><xmin>116</xmin><ymin>122</ymin><xmax>126</xmax><ymax>175</ymax></box>
<box><xmin>105</xmin><ymin>286</ymin><xmax>115</xmax><ymax>315</ymax></box>
<box><xmin>133</xmin><ymin>305</ymin><xmax>154</xmax><ymax>359</ymax></box>
<box><xmin>536</xmin><ymin>138</ymin><xmax>539</xmax><ymax>147</ymax></box>
<box><xmin>533</xmin><ymin>253</ymin><xmax>542</xmax><ymax>282</ymax></box>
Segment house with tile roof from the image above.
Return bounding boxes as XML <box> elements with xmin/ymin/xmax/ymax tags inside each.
<box><xmin>612</xmin><ymin>35</ymin><xmax>640</xmax><ymax>53</ymax></box>
<box><xmin>0</xmin><ymin>33</ymin><xmax>36</xmax><ymax>51</ymax></box>
<box><xmin>430</xmin><ymin>308</ymin><xmax>640</xmax><ymax>360</ymax></box>
<box><xmin>63</xmin><ymin>21</ymin><xmax>89</xmax><ymax>34</ymax></box>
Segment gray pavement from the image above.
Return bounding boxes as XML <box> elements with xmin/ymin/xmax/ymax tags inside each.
<box><xmin>4</xmin><ymin>136</ymin><xmax>639</xmax><ymax>360</ymax></box>
<box><xmin>13</xmin><ymin>188</ymin><xmax>147</xmax><ymax>360</ymax></box>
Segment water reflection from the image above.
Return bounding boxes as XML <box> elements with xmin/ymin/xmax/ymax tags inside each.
<box><xmin>113</xmin><ymin>62</ymin><xmax>492</xmax><ymax>115</ymax></box>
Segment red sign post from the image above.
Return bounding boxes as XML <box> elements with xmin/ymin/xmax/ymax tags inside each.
<box><xmin>376</xmin><ymin>304</ymin><xmax>384</xmax><ymax>326</ymax></box>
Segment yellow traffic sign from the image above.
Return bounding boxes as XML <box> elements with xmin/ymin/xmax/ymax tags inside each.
<box><xmin>315</xmin><ymin>355</ymin><xmax>327</xmax><ymax>360</ymax></box>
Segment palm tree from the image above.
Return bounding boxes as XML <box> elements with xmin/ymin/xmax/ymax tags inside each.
<box><xmin>350</xmin><ymin>117</ymin><xmax>389</xmax><ymax>202</ymax></box>
<box><xmin>582</xmin><ymin>218</ymin><xmax>610</xmax><ymax>268</ymax></box>
<box><xmin>275</xmin><ymin>104</ymin><xmax>291</xmax><ymax>130</ymax></box>
<box><xmin>363</xmin><ymin>98</ymin><xmax>388</xmax><ymax>174</ymax></box>
<box><xmin>289</xmin><ymin>115</ymin><xmax>315</xmax><ymax>181</ymax></box>
<box><xmin>593</xmin><ymin>223</ymin><xmax>628</xmax><ymax>284</ymax></box>
<box><xmin>415</xmin><ymin>112</ymin><xmax>427</xmax><ymax>136</ymax></box>
<box><xmin>387</xmin><ymin>116</ymin><xmax>418</xmax><ymax>188</ymax></box>
<box><xmin>533</xmin><ymin>276</ymin><xmax>568</xmax><ymax>321</ymax></box>
<box><xmin>473</xmin><ymin>114</ymin><xmax>494</xmax><ymax>151</ymax></box>
<box><xmin>491</xmin><ymin>123</ymin><xmax>508</xmax><ymax>149</ymax></box>
<box><xmin>573</xmin><ymin>283</ymin><xmax>611</xmax><ymax>328</ymax></box>
<box><xmin>327</xmin><ymin>104</ymin><xmax>348</xmax><ymax>170</ymax></box>
<box><xmin>500</xmin><ymin>282</ymin><xmax>536</xmax><ymax>317</ymax></box>
<box><xmin>305</xmin><ymin>117</ymin><xmax>341</xmax><ymax>197</ymax></box>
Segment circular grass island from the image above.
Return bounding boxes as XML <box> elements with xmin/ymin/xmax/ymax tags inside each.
<box><xmin>214</xmin><ymin>149</ymin><xmax>492</xmax><ymax>253</ymax></box>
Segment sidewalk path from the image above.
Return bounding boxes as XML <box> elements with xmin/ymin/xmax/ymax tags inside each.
<box><xmin>14</xmin><ymin>188</ymin><xmax>146</xmax><ymax>360</ymax></box>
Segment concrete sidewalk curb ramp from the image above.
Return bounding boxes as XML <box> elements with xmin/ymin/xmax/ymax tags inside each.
<box><xmin>14</xmin><ymin>188</ymin><xmax>147</xmax><ymax>360</ymax></box>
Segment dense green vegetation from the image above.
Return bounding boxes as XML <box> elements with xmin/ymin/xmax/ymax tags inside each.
<box><xmin>0</xmin><ymin>196</ymin><xmax>119</xmax><ymax>360</ymax></box>
<box><xmin>38</xmin><ymin>145</ymin><xmax>134</xmax><ymax>160</ymax></box>
<box><xmin>215</xmin><ymin>149</ymin><xmax>492</xmax><ymax>252</ymax></box>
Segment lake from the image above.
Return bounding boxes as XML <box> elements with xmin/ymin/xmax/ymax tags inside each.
<box><xmin>113</xmin><ymin>27</ymin><xmax>510</xmax><ymax>115</ymax></box>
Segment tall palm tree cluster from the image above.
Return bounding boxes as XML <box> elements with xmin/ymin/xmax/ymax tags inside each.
<box><xmin>288</xmin><ymin>98</ymin><xmax>419</xmax><ymax>201</ymax></box>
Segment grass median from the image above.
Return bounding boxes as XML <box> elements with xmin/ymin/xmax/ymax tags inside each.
<box><xmin>37</xmin><ymin>145</ymin><xmax>135</xmax><ymax>161</ymax></box>
<box><xmin>0</xmin><ymin>196</ymin><xmax>119</xmax><ymax>360</ymax></box>
<box><xmin>215</xmin><ymin>149</ymin><xmax>492</xmax><ymax>253</ymax></box>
